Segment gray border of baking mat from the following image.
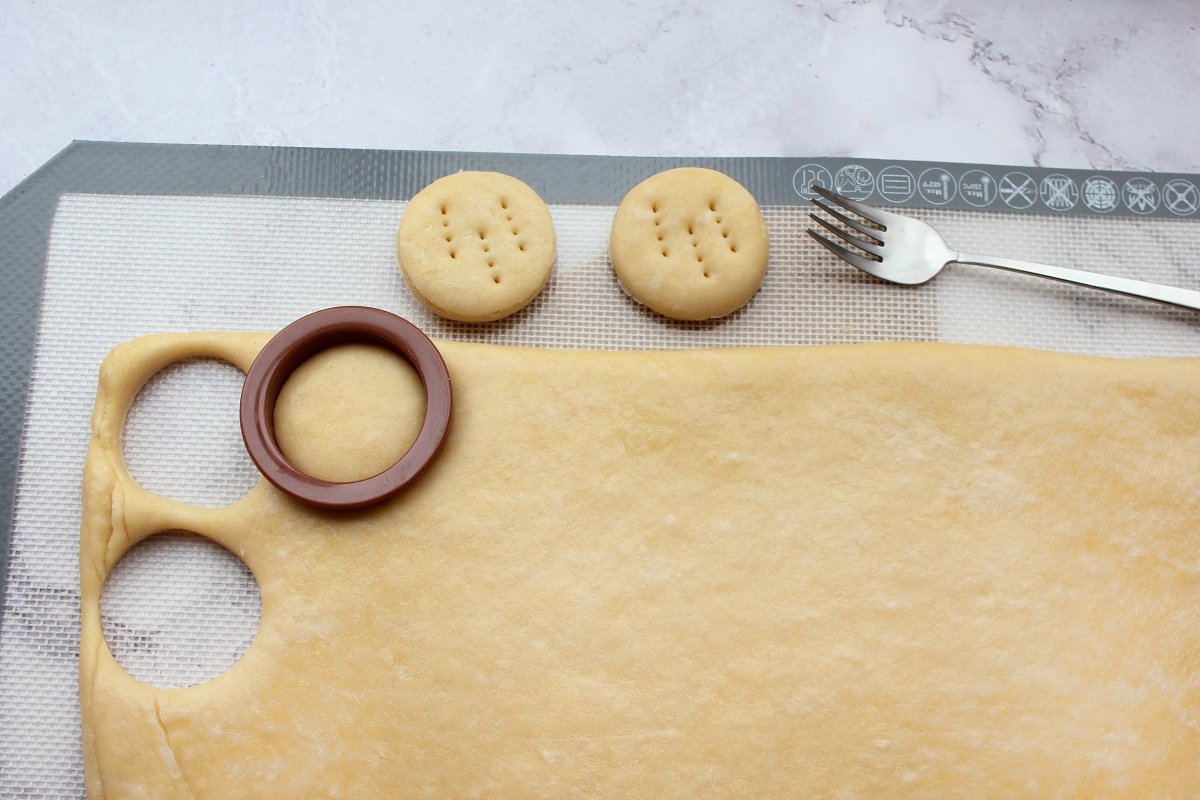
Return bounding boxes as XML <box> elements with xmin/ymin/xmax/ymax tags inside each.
<box><xmin>2</xmin><ymin>140</ymin><xmax>1199</xmax><ymax>623</ymax></box>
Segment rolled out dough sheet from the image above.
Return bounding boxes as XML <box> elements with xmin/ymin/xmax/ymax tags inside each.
<box><xmin>81</xmin><ymin>335</ymin><xmax>1200</xmax><ymax>798</ymax></box>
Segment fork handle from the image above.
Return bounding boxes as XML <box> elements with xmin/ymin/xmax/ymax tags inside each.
<box><xmin>953</xmin><ymin>253</ymin><xmax>1200</xmax><ymax>313</ymax></box>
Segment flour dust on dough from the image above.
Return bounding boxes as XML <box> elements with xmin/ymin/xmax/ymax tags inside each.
<box><xmin>81</xmin><ymin>336</ymin><xmax>1200</xmax><ymax>798</ymax></box>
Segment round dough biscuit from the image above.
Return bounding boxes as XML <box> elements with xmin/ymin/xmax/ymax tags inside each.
<box><xmin>275</xmin><ymin>343</ymin><xmax>424</xmax><ymax>483</ymax></box>
<box><xmin>610</xmin><ymin>167</ymin><xmax>769</xmax><ymax>321</ymax></box>
<box><xmin>398</xmin><ymin>172</ymin><xmax>556</xmax><ymax>322</ymax></box>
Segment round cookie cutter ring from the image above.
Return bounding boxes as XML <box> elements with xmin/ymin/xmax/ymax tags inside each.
<box><xmin>239</xmin><ymin>306</ymin><xmax>452</xmax><ymax>510</ymax></box>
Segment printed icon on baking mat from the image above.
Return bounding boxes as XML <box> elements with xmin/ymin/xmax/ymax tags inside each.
<box><xmin>1123</xmin><ymin>177</ymin><xmax>1160</xmax><ymax>215</ymax></box>
<box><xmin>1083</xmin><ymin>176</ymin><xmax>1119</xmax><ymax>213</ymax></box>
<box><xmin>792</xmin><ymin>164</ymin><xmax>833</xmax><ymax>199</ymax></box>
<box><xmin>959</xmin><ymin>170</ymin><xmax>997</xmax><ymax>207</ymax></box>
<box><xmin>918</xmin><ymin>168</ymin><xmax>956</xmax><ymax>205</ymax></box>
<box><xmin>1040</xmin><ymin>174</ymin><xmax>1079</xmax><ymax>211</ymax></box>
<box><xmin>833</xmin><ymin>164</ymin><xmax>874</xmax><ymax>200</ymax></box>
<box><xmin>876</xmin><ymin>166</ymin><xmax>916</xmax><ymax>204</ymax></box>
<box><xmin>1164</xmin><ymin>179</ymin><xmax>1199</xmax><ymax>216</ymax></box>
<box><xmin>999</xmin><ymin>171</ymin><xmax>1037</xmax><ymax>209</ymax></box>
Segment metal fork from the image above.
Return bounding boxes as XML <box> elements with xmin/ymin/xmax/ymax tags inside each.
<box><xmin>806</xmin><ymin>185</ymin><xmax>1200</xmax><ymax>312</ymax></box>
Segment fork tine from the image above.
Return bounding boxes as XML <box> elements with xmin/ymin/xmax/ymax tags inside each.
<box><xmin>811</xmin><ymin>199</ymin><xmax>884</xmax><ymax>242</ymax></box>
<box><xmin>810</xmin><ymin>185</ymin><xmax>904</xmax><ymax>228</ymax></box>
<box><xmin>808</xmin><ymin>213</ymin><xmax>884</xmax><ymax>257</ymax></box>
<box><xmin>807</xmin><ymin>229</ymin><xmax>881</xmax><ymax>274</ymax></box>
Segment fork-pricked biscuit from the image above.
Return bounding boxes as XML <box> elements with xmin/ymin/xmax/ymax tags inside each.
<box><xmin>610</xmin><ymin>168</ymin><xmax>769</xmax><ymax>321</ymax></box>
<box><xmin>398</xmin><ymin>172</ymin><xmax>556</xmax><ymax>322</ymax></box>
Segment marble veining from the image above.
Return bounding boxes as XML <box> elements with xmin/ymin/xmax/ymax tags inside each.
<box><xmin>2</xmin><ymin>0</ymin><xmax>1198</xmax><ymax>194</ymax></box>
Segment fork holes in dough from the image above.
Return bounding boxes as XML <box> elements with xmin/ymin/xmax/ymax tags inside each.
<box><xmin>397</xmin><ymin>170</ymin><xmax>556</xmax><ymax>322</ymax></box>
<box><xmin>101</xmin><ymin>531</ymin><xmax>261</xmax><ymax>688</ymax></box>
<box><xmin>123</xmin><ymin>358</ymin><xmax>257</xmax><ymax>506</ymax></box>
<box><xmin>608</xmin><ymin>166</ymin><xmax>769</xmax><ymax>320</ymax></box>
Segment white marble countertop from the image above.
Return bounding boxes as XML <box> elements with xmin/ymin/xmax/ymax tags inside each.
<box><xmin>2</xmin><ymin>0</ymin><xmax>1197</xmax><ymax>197</ymax></box>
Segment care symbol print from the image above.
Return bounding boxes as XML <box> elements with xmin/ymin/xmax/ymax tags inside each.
<box><xmin>1040</xmin><ymin>175</ymin><xmax>1078</xmax><ymax>211</ymax></box>
<box><xmin>1163</xmin><ymin>179</ymin><xmax>1199</xmax><ymax>216</ymax></box>
<box><xmin>999</xmin><ymin>172</ymin><xmax>1036</xmax><ymax>209</ymax></box>
<box><xmin>1123</xmin><ymin>178</ymin><xmax>1160</xmax><ymax>214</ymax></box>
<box><xmin>1082</xmin><ymin>177</ymin><xmax>1118</xmax><ymax>213</ymax></box>
<box><xmin>833</xmin><ymin>164</ymin><xmax>875</xmax><ymax>200</ymax></box>
<box><xmin>791</xmin><ymin>162</ymin><xmax>1199</xmax><ymax>217</ymax></box>
<box><xmin>917</xmin><ymin>168</ymin><xmax>956</xmax><ymax>205</ymax></box>
<box><xmin>876</xmin><ymin>166</ymin><xmax>916</xmax><ymax>203</ymax></box>
<box><xmin>959</xmin><ymin>170</ymin><xmax>996</xmax><ymax>207</ymax></box>
<box><xmin>792</xmin><ymin>164</ymin><xmax>832</xmax><ymax>199</ymax></box>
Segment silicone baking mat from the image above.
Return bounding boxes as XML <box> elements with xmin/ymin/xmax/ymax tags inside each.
<box><xmin>1</xmin><ymin>144</ymin><xmax>1199</xmax><ymax>797</ymax></box>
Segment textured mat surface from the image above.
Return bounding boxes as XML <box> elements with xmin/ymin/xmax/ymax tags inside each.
<box><xmin>3</xmin><ymin>164</ymin><xmax>1200</xmax><ymax>795</ymax></box>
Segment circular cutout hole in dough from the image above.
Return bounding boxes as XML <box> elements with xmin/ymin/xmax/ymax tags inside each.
<box><xmin>274</xmin><ymin>343</ymin><xmax>426</xmax><ymax>483</ymax></box>
<box><xmin>610</xmin><ymin>167</ymin><xmax>769</xmax><ymax>321</ymax></box>
<box><xmin>100</xmin><ymin>530</ymin><xmax>261</xmax><ymax>688</ymax></box>
<box><xmin>123</xmin><ymin>358</ymin><xmax>258</xmax><ymax>507</ymax></box>
<box><xmin>397</xmin><ymin>172</ymin><xmax>556</xmax><ymax>322</ymax></box>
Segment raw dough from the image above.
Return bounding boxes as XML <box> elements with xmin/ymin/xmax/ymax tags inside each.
<box><xmin>274</xmin><ymin>343</ymin><xmax>424</xmax><ymax>482</ymax></box>
<box><xmin>609</xmin><ymin>167</ymin><xmax>769</xmax><ymax>320</ymax></box>
<box><xmin>397</xmin><ymin>172</ymin><xmax>556</xmax><ymax>322</ymax></box>
<box><xmin>81</xmin><ymin>337</ymin><xmax>1200</xmax><ymax>798</ymax></box>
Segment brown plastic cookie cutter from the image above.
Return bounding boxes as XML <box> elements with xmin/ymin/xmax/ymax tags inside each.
<box><xmin>240</xmin><ymin>306</ymin><xmax>452</xmax><ymax>510</ymax></box>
